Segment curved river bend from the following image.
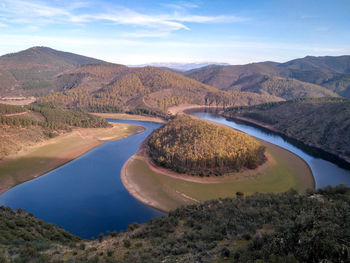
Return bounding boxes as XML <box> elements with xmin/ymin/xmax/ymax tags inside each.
<box><xmin>1</xmin><ymin>115</ymin><xmax>350</xmax><ymax>238</ymax></box>
<box><xmin>0</xmin><ymin>119</ymin><xmax>164</xmax><ymax>239</ymax></box>
<box><xmin>193</xmin><ymin>111</ymin><xmax>350</xmax><ymax>189</ymax></box>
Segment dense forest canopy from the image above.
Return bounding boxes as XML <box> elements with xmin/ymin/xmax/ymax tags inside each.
<box><xmin>224</xmin><ymin>97</ymin><xmax>350</xmax><ymax>161</ymax></box>
<box><xmin>0</xmin><ymin>103</ymin><xmax>110</xmax><ymax>130</ymax></box>
<box><xmin>147</xmin><ymin>115</ymin><xmax>266</xmax><ymax>176</ymax></box>
<box><xmin>0</xmin><ymin>104</ymin><xmax>25</xmax><ymax>115</ymax></box>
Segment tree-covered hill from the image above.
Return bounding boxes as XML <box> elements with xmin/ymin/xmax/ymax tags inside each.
<box><xmin>38</xmin><ymin>66</ymin><xmax>219</xmax><ymax>113</ymax></box>
<box><xmin>185</xmin><ymin>55</ymin><xmax>350</xmax><ymax>99</ymax></box>
<box><xmin>39</xmin><ymin>64</ymin><xmax>283</xmax><ymax>113</ymax></box>
<box><xmin>229</xmin><ymin>75</ymin><xmax>337</xmax><ymax>99</ymax></box>
<box><xmin>53</xmin><ymin>62</ymin><xmax>129</xmax><ymax>92</ymax></box>
<box><xmin>282</xmin><ymin>55</ymin><xmax>350</xmax><ymax>73</ymax></box>
<box><xmin>224</xmin><ymin>97</ymin><xmax>350</xmax><ymax>164</ymax></box>
<box><xmin>4</xmin><ymin>47</ymin><xmax>343</xmax><ymax>115</ymax></box>
<box><xmin>0</xmin><ymin>103</ymin><xmax>110</xmax><ymax>158</ymax></box>
<box><xmin>1</xmin><ymin>185</ymin><xmax>349</xmax><ymax>262</ymax></box>
<box><xmin>147</xmin><ymin>115</ymin><xmax>266</xmax><ymax>176</ymax></box>
<box><xmin>0</xmin><ymin>47</ymin><xmax>103</xmax><ymax>97</ymax></box>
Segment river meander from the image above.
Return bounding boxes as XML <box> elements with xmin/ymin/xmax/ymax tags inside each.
<box><xmin>0</xmin><ymin>114</ymin><xmax>349</xmax><ymax>238</ymax></box>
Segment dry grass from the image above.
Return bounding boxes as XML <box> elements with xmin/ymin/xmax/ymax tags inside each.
<box><xmin>0</xmin><ymin>97</ymin><xmax>36</xmax><ymax>105</ymax></box>
<box><xmin>91</xmin><ymin>113</ymin><xmax>166</xmax><ymax>123</ymax></box>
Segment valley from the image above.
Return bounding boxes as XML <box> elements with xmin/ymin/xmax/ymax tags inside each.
<box><xmin>0</xmin><ymin>47</ymin><xmax>349</xmax><ymax>263</ymax></box>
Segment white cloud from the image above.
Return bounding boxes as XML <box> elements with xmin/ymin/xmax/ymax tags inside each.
<box><xmin>0</xmin><ymin>0</ymin><xmax>245</xmax><ymax>34</ymax></box>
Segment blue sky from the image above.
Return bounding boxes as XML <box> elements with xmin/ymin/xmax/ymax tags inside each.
<box><xmin>0</xmin><ymin>0</ymin><xmax>349</xmax><ymax>64</ymax></box>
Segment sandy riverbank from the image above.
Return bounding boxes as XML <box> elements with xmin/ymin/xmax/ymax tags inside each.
<box><xmin>91</xmin><ymin>113</ymin><xmax>166</xmax><ymax>123</ymax></box>
<box><xmin>167</xmin><ymin>104</ymin><xmax>221</xmax><ymax>115</ymax></box>
<box><xmin>0</xmin><ymin>123</ymin><xmax>144</xmax><ymax>194</ymax></box>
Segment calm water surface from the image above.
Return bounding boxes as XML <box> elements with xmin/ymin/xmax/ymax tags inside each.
<box><xmin>193</xmin><ymin>112</ymin><xmax>350</xmax><ymax>189</ymax></box>
<box><xmin>1</xmin><ymin>115</ymin><xmax>349</xmax><ymax>238</ymax></box>
<box><xmin>0</xmin><ymin>119</ymin><xmax>164</xmax><ymax>239</ymax></box>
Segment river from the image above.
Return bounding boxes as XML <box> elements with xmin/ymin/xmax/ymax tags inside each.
<box><xmin>0</xmin><ymin>114</ymin><xmax>349</xmax><ymax>239</ymax></box>
<box><xmin>0</xmin><ymin>119</ymin><xmax>164</xmax><ymax>239</ymax></box>
<box><xmin>192</xmin><ymin>111</ymin><xmax>350</xmax><ymax>189</ymax></box>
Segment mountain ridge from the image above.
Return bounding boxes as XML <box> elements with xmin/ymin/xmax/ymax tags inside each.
<box><xmin>1</xmin><ymin>47</ymin><xmax>348</xmax><ymax>113</ymax></box>
<box><xmin>184</xmin><ymin>55</ymin><xmax>350</xmax><ymax>98</ymax></box>
<box><xmin>0</xmin><ymin>46</ymin><xmax>103</xmax><ymax>97</ymax></box>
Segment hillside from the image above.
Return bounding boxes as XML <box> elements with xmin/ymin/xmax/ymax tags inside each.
<box><xmin>0</xmin><ymin>205</ymin><xmax>80</xmax><ymax>262</ymax></box>
<box><xmin>147</xmin><ymin>115</ymin><xmax>266</xmax><ymax>176</ymax></box>
<box><xmin>233</xmin><ymin>75</ymin><xmax>337</xmax><ymax>99</ymax></box>
<box><xmin>39</xmin><ymin>63</ymin><xmax>283</xmax><ymax>112</ymax></box>
<box><xmin>204</xmin><ymin>90</ymin><xmax>283</xmax><ymax>108</ymax></box>
<box><xmin>224</xmin><ymin>97</ymin><xmax>350</xmax><ymax>164</ymax></box>
<box><xmin>185</xmin><ymin>55</ymin><xmax>350</xmax><ymax>99</ymax></box>
<box><xmin>1</xmin><ymin>185</ymin><xmax>349</xmax><ymax>262</ymax></box>
<box><xmin>38</xmin><ymin>66</ymin><xmax>219</xmax><ymax>113</ymax></box>
<box><xmin>282</xmin><ymin>55</ymin><xmax>350</xmax><ymax>73</ymax></box>
<box><xmin>3</xmin><ymin>47</ymin><xmax>343</xmax><ymax>115</ymax></box>
<box><xmin>53</xmin><ymin>62</ymin><xmax>128</xmax><ymax>92</ymax></box>
<box><xmin>0</xmin><ymin>103</ymin><xmax>109</xmax><ymax>159</ymax></box>
<box><xmin>0</xmin><ymin>47</ymin><xmax>102</xmax><ymax>97</ymax></box>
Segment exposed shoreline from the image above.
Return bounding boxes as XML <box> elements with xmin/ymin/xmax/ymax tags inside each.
<box><xmin>167</xmin><ymin>104</ymin><xmax>221</xmax><ymax>115</ymax></box>
<box><xmin>121</xmin><ymin>116</ymin><xmax>314</xmax><ymax>212</ymax></box>
<box><xmin>121</xmin><ymin>155</ymin><xmax>170</xmax><ymax>213</ymax></box>
<box><xmin>91</xmin><ymin>113</ymin><xmax>167</xmax><ymax>123</ymax></box>
<box><xmin>0</xmin><ymin>122</ymin><xmax>145</xmax><ymax>195</ymax></box>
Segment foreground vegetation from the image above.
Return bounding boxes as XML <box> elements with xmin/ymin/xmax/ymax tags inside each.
<box><xmin>1</xmin><ymin>185</ymin><xmax>349</xmax><ymax>262</ymax></box>
<box><xmin>0</xmin><ymin>206</ymin><xmax>80</xmax><ymax>262</ymax></box>
<box><xmin>147</xmin><ymin>115</ymin><xmax>266</xmax><ymax>176</ymax></box>
<box><xmin>224</xmin><ymin>97</ymin><xmax>350</xmax><ymax>163</ymax></box>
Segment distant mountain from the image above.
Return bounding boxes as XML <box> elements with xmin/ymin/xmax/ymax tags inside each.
<box><xmin>38</xmin><ymin>65</ymin><xmax>219</xmax><ymax>112</ymax></box>
<box><xmin>2</xmin><ymin>47</ymin><xmax>348</xmax><ymax>113</ymax></box>
<box><xmin>281</xmin><ymin>56</ymin><xmax>350</xmax><ymax>97</ymax></box>
<box><xmin>130</xmin><ymin>62</ymin><xmax>230</xmax><ymax>71</ymax></box>
<box><xmin>185</xmin><ymin>55</ymin><xmax>350</xmax><ymax>99</ymax></box>
<box><xmin>281</xmin><ymin>55</ymin><xmax>350</xmax><ymax>73</ymax></box>
<box><xmin>41</xmin><ymin>63</ymin><xmax>284</xmax><ymax>112</ymax></box>
<box><xmin>0</xmin><ymin>47</ymin><xmax>103</xmax><ymax>97</ymax></box>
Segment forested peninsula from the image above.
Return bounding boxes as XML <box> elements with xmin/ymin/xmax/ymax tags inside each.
<box><xmin>147</xmin><ymin>115</ymin><xmax>266</xmax><ymax>176</ymax></box>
